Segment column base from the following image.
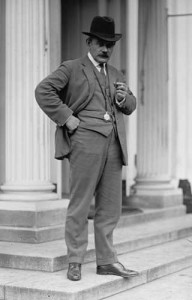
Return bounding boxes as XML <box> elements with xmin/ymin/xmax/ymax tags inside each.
<box><xmin>0</xmin><ymin>198</ymin><xmax>70</xmax><ymax>243</ymax></box>
<box><xmin>0</xmin><ymin>182</ymin><xmax>57</xmax><ymax>201</ymax></box>
<box><xmin>0</xmin><ymin>182</ymin><xmax>58</xmax><ymax>201</ymax></box>
<box><xmin>130</xmin><ymin>180</ymin><xmax>184</xmax><ymax>209</ymax></box>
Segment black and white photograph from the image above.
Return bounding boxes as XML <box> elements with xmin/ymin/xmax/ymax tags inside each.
<box><xmin>0</xmin><ymin>0</ymin><xmax>192</xmax><ymax>299</ymax></box>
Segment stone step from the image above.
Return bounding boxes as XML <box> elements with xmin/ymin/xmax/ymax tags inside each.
<box><xmin>90</xmin><ymin>205</ymin><xmax>186</xmax><ymax>235</ymax></box>
<box><xmin>106</xmin><ymin>266</ymin><xmax>192</xmax><ymax>300</ymax></box>
<box><xmin>0</xmin><ymin>224</ymin><xmax>65</xmax><ymax>244</ymax></box>
<box><xmin>0</xmin><ymin>203</ymin><xmax>186</xmax><ymax>243</ymax></box>
<box><xmin>0</xmin><ymin>200</ymin><xmax>69</xmax><ymax>227</ymax></box>
<box><xmin>116</xmin><ymin>205</ymin><xmax>186</xmax><ymax>228</ymax></box>
<box><xmin>1</xmin><ymin>235</ymin><xmax>192</xmax><ymax>300</ymax></box>
<box><xmin>0</xmin><ymin>213</ymin><xmax>191</xmax><ymax>272</ymax></box>
<box><xmin>0</xmin><ymin>200</ymin><xmax>69</xmax><ymax>243</ymax></box>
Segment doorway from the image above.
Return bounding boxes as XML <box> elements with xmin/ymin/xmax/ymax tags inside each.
<box><xmin>60</xmin><ymin>0</ymin><xmax>127</xmax><ymax>197</ymax></box>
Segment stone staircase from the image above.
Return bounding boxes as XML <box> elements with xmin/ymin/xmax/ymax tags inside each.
<box><xmin>0</xmin><ymin>205</ymin><xmax>192</xmax><ymax>299</ymax></box>
<box><xmin>105</xmin><ymin>265</ymin><xmax>192</xmax><ymax>300</ymax></box>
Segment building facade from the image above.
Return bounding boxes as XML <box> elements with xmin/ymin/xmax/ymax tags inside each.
<box><xmin>0</xmin><ymin>0</ymin><xmax>191</xmax><ymax>242</ymax></box>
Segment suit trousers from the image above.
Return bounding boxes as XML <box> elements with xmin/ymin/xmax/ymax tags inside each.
<box><xmin>65</xmin><ymin>127</ymin><xmax>123</xmax><ymax>265</ymax></box>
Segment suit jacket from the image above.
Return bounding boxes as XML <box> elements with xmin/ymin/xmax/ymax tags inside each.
<box><xmin>35</xmin><ymin>55</ymin><xmax>136</xmax><ymax>165</ymax></box>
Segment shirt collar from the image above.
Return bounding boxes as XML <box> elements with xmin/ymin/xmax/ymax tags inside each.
<box><xmin>88</xmin><ymin>52</ymin><xmax>106</xmax><ymax>71</ymax></box>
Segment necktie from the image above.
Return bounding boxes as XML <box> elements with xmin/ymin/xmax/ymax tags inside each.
<box><xmin>99</xmin><ymin>63</ymin><xmax>105</xmax><ymax>76</ymax></box>
<box><xmin>99</xmin><ymin>63</ymin><xmax>106</xmax><ymax>89</ymax></box>
<box><xmin>98</xmin><ymin>64</ymin><xmax>110</xmax><ymax>121</ymax></box>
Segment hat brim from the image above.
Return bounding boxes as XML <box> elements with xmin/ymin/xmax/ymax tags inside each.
<box><xmin>82</xmin><ymin>32</ymin><xmax>122</xmax><ymax>42</ymax></box>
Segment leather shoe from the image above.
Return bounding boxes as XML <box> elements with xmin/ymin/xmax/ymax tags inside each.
<box><xmin>97</xmin><ymin>262</ymin><xmax>139</xmax><ymax>278</ymax></box>
<box><xmin>67</xmin><ymin>263</ymin><xmax>81</xmax><ymax>281</ymax></box>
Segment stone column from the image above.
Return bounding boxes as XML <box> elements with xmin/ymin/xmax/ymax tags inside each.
<box><xmin>168</xmin><ymin>0</ymin><xmax>192</xmax><ymax>184</ymax></box>
<box><xmin>0</xmin><ymin>0</ymin><xmax>67</xmax><ymax>243</ymax></box>
<box><xmin>0</xmin><ymin>0</ymin><xmax>57</xmax><ymax>201</ymax></box>
<box><xmin>131</xmin><ymin>0</ymin><xmax>183</xmax><ymax>208</ymax></box>
<box><xmin>125</xmin><ymin>0</ymin><xmax>138</xmax><ymax>195</ymax></box>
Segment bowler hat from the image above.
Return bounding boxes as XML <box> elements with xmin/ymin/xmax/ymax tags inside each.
<box><xmin>82</xmin><ymin>16</ymin><xmax>122</xmax><ymax>42</ymax></box>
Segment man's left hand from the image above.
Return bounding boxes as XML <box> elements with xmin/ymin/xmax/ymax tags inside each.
<box><xmin>114</xmin><ymin>82</ymin><xmax>132</xmax><ymax>107</ymax></box>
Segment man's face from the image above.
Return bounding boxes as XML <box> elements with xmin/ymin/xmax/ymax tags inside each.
<box><xmin>88</xmin><ymin>37</ymin><xmax>115</xmax><ymax>64</ymax></box>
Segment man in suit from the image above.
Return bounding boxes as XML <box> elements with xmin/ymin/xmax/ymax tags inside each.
<box><xmin>35</xmin><ymin>16</ymin><xmax>138</xmax><ymax>281</ymax></box>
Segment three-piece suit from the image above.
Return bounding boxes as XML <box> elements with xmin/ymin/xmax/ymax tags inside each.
<box><xmin>35</xmin><ymin>55</ymin><xmax>136</xmax><ymax>266</ymax></box>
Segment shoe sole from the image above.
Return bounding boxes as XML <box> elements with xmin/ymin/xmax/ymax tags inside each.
<box><xmin>96</xmin><ymin>271</ymin><xmax>138</xmax><ymax>278</ymax></box>
<box><xmin>67</xmin><ymin>275</ymin><xmax>81</xmax><ymax>281</ymax></box>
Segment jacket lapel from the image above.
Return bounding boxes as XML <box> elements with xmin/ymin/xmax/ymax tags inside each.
<box><xmin>76</xmin><ymin>56</ymin><xmax>118</xmax><ymax>114</ymax></box>
<box><xmin>75</xmin><ymin>56</ymin><xmax>95</xmax><ymax>114</ymax></box>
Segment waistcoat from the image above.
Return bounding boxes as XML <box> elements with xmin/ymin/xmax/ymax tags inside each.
<box><xmin>78</xmin><ymin>65</ymin><xmax>116</xmax><ymax>136</ymax></box>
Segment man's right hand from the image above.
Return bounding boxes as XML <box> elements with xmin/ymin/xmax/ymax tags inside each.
<box><xmin>65</xmin><ymin>115</ymin><xmax>80</xmax><ymax>133</ymax></box>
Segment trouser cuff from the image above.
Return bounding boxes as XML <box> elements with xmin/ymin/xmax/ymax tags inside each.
<box><xmin>68</xmin><ymin>257</ymin><xmax>84</xmax><ymax>264</ymax></box>
<box><xmin>96</xmin><ymin>255</ymin><xmax>118</xmax><ymax>266</ymax></box>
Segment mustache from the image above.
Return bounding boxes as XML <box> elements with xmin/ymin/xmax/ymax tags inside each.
<box><xmin>100</xmin><ymin>54</ymin><xmax>109</xmax><ymax>58</ymax></box>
